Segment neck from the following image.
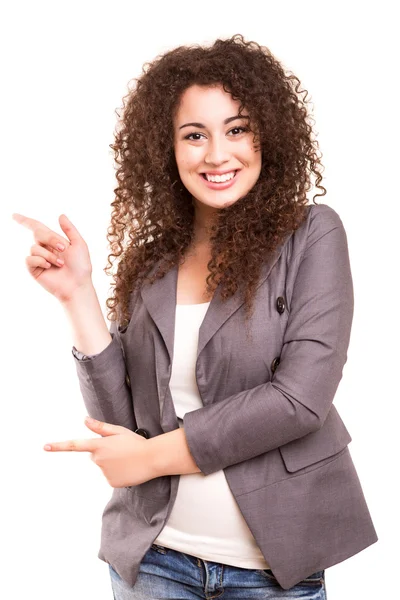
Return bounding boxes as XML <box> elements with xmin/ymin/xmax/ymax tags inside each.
<box><xmin>192</xmin><ymin>197</ymin><xmax>218</xmax><ymax>246</ymax></box>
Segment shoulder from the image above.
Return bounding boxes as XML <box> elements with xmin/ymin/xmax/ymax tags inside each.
<box><xmin>304</xmin><ymin>202</ymin><xmax>345</xmax><ymax>232</ymax></box>
<box><xmin>288</xmin><ymin>202</ymin><xmax>347</xmax><ymax>260</ymax></box>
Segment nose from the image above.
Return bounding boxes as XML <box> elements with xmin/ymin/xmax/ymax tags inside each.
<box><xmin>204</xmin><ymin>136</ymin><xmax>231</xmax><ymax>166</ymax></box>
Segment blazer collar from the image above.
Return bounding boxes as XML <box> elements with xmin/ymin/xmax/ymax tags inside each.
<box><xmin>140</xmin><ymin>239</ymin><xmax>289</xmax><ymax>363</ymax></box>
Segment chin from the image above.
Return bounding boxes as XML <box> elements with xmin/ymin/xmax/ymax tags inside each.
<box><xmin>222</xmin><ymin>199</ymin><xmax>239</xmax><ymax>208</ymax></box>
<box><xmin>195</xmin><ymin>188</ymin><xmax>244</xmax><ymax>207</ymax></box>
<box><xmin>199</xmin><ymin>196</ymin><xmax>239</xmax><ymax>209</ymax></box>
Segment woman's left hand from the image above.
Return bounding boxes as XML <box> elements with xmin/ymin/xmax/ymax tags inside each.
<box><xmin>43</xmin><ymin>417</ymin><xmax>158</xmax><ymax>488</ymax></box>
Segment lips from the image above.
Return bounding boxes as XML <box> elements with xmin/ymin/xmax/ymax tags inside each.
<box><xmin>201</xmin><ymin>170</ymin><xmax>237</xmax><ymax>181</ymax></box>
<box><xmin>199</xmin><ymin>169</ymin><xmax>239</xmax><ymax>190</ymax></box>
<box><xmin>201</xmin><ymin>169</ymin><xmax>238</xmax><ymax>176</ymax></box>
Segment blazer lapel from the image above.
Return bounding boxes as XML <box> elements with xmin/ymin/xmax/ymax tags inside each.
<box><xmin>140</xmin><ymin>261</ymin><xmax>178</xmax><ymax>365</ymax></box>
<box><xmin>198</xmin><ymin>238</ymin><xmax>289</xmax><ymax>358</ymax></box>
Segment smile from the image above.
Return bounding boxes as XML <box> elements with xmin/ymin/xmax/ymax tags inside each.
<box><xmin>199</xmin><ymin>170</ymin><xmax>239</xmax><ymax>190</ymax></box>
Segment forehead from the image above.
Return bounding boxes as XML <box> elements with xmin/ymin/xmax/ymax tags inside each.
<box><xmin>174</xmin><ymin>84</ymin><xmax>245</xmax><ymax>124</ymax></box>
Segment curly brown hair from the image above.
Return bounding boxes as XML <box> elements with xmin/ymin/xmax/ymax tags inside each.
<box><xmin>104</xmin><ymin>33</ymin><xmax>326</xmax><ymax>330</ymax></box>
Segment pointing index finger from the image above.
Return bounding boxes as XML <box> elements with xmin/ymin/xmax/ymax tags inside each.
<box><xmin>12</xmin><ymin>213</ymin><xmax>42</xmax><ymax>230</ymax></box>
<box><xmin>12</xmin><ymin>213</ymin><xmax>70</xmax><ymax>250</ymax></box>
<box><xmin>44</xmin><ymin>438</ymin><xmax>99</xmax><ymax>452</ymax></box>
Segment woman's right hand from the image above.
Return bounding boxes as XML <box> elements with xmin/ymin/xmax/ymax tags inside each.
<box><xmin>12</xmin><ymin>213</ymin><xmax>93</xmax><ymax>304</ymax></box>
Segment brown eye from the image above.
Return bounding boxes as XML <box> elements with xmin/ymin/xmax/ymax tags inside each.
<box><xmin>229</xmin><ymin>126</ymin><xmax>249</xmax><ymax>135</ymax></box>
<box><xmin>184</xmin><ymin>132</ymin><xmax>204</xmax><ymax>141</ymax></box>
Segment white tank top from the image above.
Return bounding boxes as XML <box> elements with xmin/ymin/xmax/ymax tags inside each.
<box><xmin>153</xmin><ymin>302</ymin><xmax>270</xmax><ymax>569</ymax></box>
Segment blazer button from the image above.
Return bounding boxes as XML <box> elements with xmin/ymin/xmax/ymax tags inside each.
<box><xmin>276</xmin><ymin>296</ymin><xmax>286</xmax><ymax>314</ymax></box>
<box><xmin>125</xmin><ymin>374</ymin><xmax>131</xmax><ymax>388</ymax></box>
<box><xmin>134</xmin><ymin>428</ymin><xmax>150</xmax><ymax>439</ymax></box>
<box><xmin>271</xmin><ymin>356</ymin><xmax>281</xmax><ymax>373</ymax></box>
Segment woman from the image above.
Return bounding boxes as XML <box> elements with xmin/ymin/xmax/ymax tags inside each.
<box><xmin>13</xmin><ymin>34</ymin><xmax>378</xmax><ymax>598</ymax></box>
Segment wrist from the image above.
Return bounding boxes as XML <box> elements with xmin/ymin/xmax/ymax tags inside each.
<box><xmin>146</xmin><ymin>434</ymin><xmax>168</xmax><ymax>479</ymax></box>
<box><xmin>61</xmin><ymin>281</ymin><xmax>112</xmax><ymax>356</ymax></box>
<box><xmin>59</xmin><ymin>280</ymin><xmax>95</xmax><ymax>307</ymax></box>
<box><xmin>146</xmin><ymin>427</ymin><xmax>201</xmax><ymax>478</ymax></box>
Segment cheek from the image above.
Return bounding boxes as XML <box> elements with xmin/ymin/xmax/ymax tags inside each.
<box><xmin>175</xmin><ymin>147</ymin><xmax>197</xmax><ymax>173</ymax></box>
<box><xmin>249</xmin><ymin>147</ymin><xmax>262</xmax><ymax>171</ymax></box>
<box><xmin>255</xmin><ymin>153</ymin><xmax>262</xmax><ymax>170</ymax></box>
<box><xmin>239</xmin><ymin>140</ymin><xmax>260</xmax><ymax>166</ymax></box>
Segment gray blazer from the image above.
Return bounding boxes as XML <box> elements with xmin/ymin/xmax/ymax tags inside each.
<box><xmin>73</xmin><ymin>202</ymin><xmax>378</xmax><ymax>590</ymax></box>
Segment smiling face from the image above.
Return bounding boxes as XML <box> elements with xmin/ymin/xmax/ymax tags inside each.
<box><xmin>173</xmin><ymin>85</ymin><xmax>262</xmax><ymax>218</ymax></box>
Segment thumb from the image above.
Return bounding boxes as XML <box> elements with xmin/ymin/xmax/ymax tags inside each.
<box><xmin>59</xmin><ymin>214</ymin><xmax>84</xmax><ymax>244</ymax></box>
<box><xmin>84</xmin><ymin>417</ymin><xmax>130</xmax><ymax>437</ymax></box>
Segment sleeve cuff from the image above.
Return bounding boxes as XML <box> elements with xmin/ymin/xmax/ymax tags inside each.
<box><xmin>72</xmin><ymin>347</ymin><xmax>101</xmax><ymax>361</ymax></box>
<box><xmin>71</xmin><ymin>334</ymin><xmax>115</xmax><ymax>361</ymax></box>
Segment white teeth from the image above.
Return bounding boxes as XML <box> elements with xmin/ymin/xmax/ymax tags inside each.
<box><xmin>205</xmin><ymin>171</ymin><xmax>236</xmax><ymax>183</ymax></box>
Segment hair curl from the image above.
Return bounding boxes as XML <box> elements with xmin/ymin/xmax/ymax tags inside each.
<box><xmin>104</xmin><ymin>33</ymin><xmax>326</xmax><ymax>329</ymax></box>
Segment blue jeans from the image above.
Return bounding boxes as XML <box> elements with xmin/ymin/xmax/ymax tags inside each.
<box><xmin>109</xmin><ymin>543</ymin><xmax>327</xmax><ymax>599</ymax></box>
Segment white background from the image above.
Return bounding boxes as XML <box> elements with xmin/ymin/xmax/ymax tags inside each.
<box><xmin>1</xmin><ymin>1</ymin><xmax>397</xmax><ymax>598</ymax></box>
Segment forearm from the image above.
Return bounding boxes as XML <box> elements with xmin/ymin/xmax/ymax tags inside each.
<box><xmin>61</xmin><ymin>282</ymin><xmax>112</xmax><ymax>355</ymax></box>
<box><xmin>148</xmin><ymin>427</ymin><xmax>201</xmax><ymax>477</ymax></box>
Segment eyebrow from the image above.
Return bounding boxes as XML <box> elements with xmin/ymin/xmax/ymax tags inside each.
<box><xmin>178</xmin><ymin>114</ymin><xmax>250</xmax><ymax>130</ymax></box>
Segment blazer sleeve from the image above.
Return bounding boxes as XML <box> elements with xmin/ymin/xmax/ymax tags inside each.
<box><xmin>71</xmin><ymin>319</ymin><xmax>137</xmax><ymax>431</ymax></box>
<box><xmin>183</xmin><ymin>206</ymin><xmax>354</xmax><ymax>475</ymax></box>
<box><xmin>72</xmin><ymin>347</ymin><xmax>100</xmax><ymax>360</ymax></box>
